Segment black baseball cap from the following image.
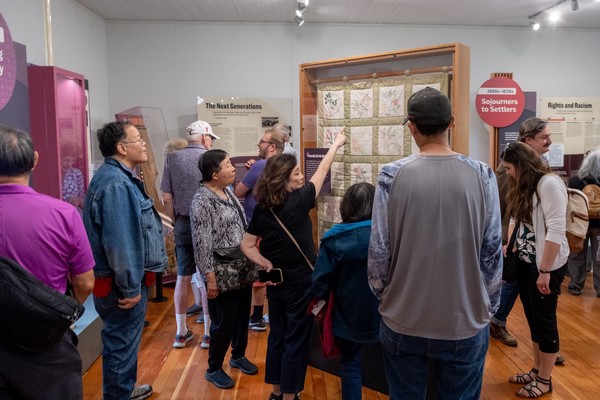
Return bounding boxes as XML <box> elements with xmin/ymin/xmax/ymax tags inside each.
<box><xmin>402</xmin><ymin>87</ymin><xmax>452</xmax><ymax>125</ymax></box>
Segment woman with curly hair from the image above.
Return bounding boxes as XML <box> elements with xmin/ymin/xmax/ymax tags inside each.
<box><xmin>241</xmin><ymin>133</ymin><xmax>346</xmax><ymax>400</ymax></box>
<box><xmin>502</xmin><ymin>141</ymin><xmax>569</xmax><ymax>398</ymax></box>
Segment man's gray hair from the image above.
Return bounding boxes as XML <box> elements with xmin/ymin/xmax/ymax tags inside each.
<box><xmin>0</xmin><ymin>126</ymin><xmax>35</xmax><ymax>177</ymax></box>
<box><xmin>272</xmin><ymin>123</ymin><xmax>291</xmax><ymax>139</ymax></box>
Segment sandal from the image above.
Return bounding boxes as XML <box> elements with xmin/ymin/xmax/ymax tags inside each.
<box><xmin>515</xmin><ymin>376</ymin><xmax>553</xmax><ymax>398</ymax></box>
<box><xmin>509</xmin><ymin>368</ymin><xmax>539</xmax><ymax>384</ymax></box>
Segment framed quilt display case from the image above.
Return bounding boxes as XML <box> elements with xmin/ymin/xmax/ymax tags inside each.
<box><xmin>299</xmin><ymin>43</ymin><xmax>470</xmax><ymax>240</ymax></box>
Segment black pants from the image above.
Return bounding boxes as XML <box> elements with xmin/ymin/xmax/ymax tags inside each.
<box><xmin>207</xmin><ymin>285</ymin><xmax>252</xmax><ymax>372</ymax></box>
<box><xmin>516</xmin><ymin>259</ymin><xmax>566</xmax><ymax>353</ymax></box>
<box><xmin>0</xmin><ymin>330</ymin><xmax>82</xmax><ymax>399</ymax></box>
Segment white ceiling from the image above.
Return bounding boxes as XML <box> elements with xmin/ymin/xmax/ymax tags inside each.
<box><xmin>75</xmin><ymin>0</ymin><xmax>600</xmax><ymax>29</ymax></box>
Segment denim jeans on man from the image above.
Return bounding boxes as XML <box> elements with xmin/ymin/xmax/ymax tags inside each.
<box><xmin>490</xmin><ymin>280</ymin><xmax>519</xmax><ymax>326</ymax></box>
<box><xmin>265</xmin><ymin>276</ymin><xmax>313</xmax><ymax>394</ymax></box>
<box><xmin>94</xmin><ymin>285</ymin><xmax>148</xmax><ymax>400</ymax></box>
<box><xmin>380</xmin><ymin>321</ymin><xmax>489</xmax><ymax>400</ymax></box>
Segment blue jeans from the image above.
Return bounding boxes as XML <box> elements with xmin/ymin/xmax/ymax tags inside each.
<box><xmin>265</xmin><ymin>276</ymin><xmax>313</xmax><ymax>394</ymax></box>
<box><xmin>491</xmin><ymin>280</ymin><xmax>519</xmax><ymax>326</ymax></box>
<box><xmin>338</xmin><ymin>338</ymin><xmax>362</xmax><ymax>400</ymax></box>
<box><xmin>94</xmin><ymin>285</ymin><xmax>148</xmax><ymax>400</ymax></box>
<box><xmin>380</xmin><ymin>321</ymin><xmax>489</xmax><ymax>400</ymax></box>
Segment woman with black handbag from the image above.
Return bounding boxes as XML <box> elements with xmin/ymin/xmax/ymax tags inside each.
<box><xmin>190</xmin><ymin>149</ymin><xmax>258</xmax><ymax>390</ymax></box>
<box><xmin>241</xmin><ymin>133</ymin><xmax>346</xmax><ymax>400</ymax></box>
<box><xmin>501</xmin><ymin>142</ymin><xmax>569</xmax><ymax>398</ymax></box>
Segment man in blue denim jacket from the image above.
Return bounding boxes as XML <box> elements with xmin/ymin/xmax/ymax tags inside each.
<box><xmin>83</xmin><ymin>121</ymin><xmax>167</xmax><ymax>400</ymax></box>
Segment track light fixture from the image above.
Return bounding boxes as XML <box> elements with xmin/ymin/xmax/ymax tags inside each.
<box><xmin>527</xmin><ymin>0</ymin><xmax>582</xmax><ymax>30</ymax></box>
<box><xmin>294</xmin><ymin>0</ymin><xmax>309</xmax><ymax>26</ymax></box>
<box><xmin>571</xmin><ymin>0</ymin><xmax>579</xmax><ymax>11</ymax></box>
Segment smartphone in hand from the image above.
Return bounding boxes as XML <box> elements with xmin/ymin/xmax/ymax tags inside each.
<box><xmin>257</xmin><ymin>268</ymin><xmax>283</xmax><ymax>284</ymax></box>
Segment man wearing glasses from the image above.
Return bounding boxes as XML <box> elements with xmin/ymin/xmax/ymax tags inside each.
<box><xmin>83</xmin><ymin>121</ymin><xmax>168</xmax><ymax>400</ymax></box>
<box><xmin>161</xmin><ymin>120</ymin><xmax>219</xmax><ymax>350</ymax></box>
<box><xmin>234</xmin><ymin>128</ymin><xmax>285</xmax><ymax>331</ymax></box>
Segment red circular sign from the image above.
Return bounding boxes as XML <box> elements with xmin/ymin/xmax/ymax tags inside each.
<box><xmin>476</xmin><ymin>77</ymin><xmax>524</xmax><ymax>128</ymax></box>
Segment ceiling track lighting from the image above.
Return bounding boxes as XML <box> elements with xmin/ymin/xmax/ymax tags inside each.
<box><xmin>294</xmin><ymin>0</ymin><xmax>309</xmax><ymax>26</ymax></box>
<box><xmin>571</xmin><ymin>0</ymin><xmax>579</xmax><ymax>11</ymax></box>
<box><xmin>527</xmin><ymin>0</ymin><xmax>581</xmax><ymax>30</ymax></box>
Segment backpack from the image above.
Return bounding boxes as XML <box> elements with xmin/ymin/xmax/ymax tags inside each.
<box><xmin>565</xmin><ymin>188</ymin><xmax>589</xmax><ymax>252</ymax></box>
<box><xmin>582</xmin><ymin>184</ymin><xmax>600</xmax><ymax>219</ymax></box>
<box><xmin>0</xmin><ymin>257</ymin><xmax>84</xmax><ymax>352</ymax></box>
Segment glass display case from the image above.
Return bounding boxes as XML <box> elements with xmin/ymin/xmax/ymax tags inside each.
<box><xmin>28</xmin><ymin>66</ymin><xmax>88</xmax><ymax>216</ymax></box>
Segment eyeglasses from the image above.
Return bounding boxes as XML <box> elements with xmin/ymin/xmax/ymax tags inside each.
<box><xmin>204</xmin><ymin>135</ymin><xmax>216</xmax><ymax>144</ymax></box>
<box><xmin>121</xmin><ymin>138</ymin><xmax>145</xmax><ymax>145</ymax></box>
<box><xmin>258</xmin><ymin>140</ymin><xmax>274</xmax><ymax>146</ymax></box>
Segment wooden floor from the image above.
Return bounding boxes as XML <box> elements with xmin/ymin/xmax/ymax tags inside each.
<box><xmin>83</xmin><ymin>277</ymin><xmax>600</xmax><ymax>399</ymax></box>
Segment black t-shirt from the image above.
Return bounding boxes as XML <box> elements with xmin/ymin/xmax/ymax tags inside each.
<box><xmin>247</xmin><ymin>182</ymin><xmax>316</xmax><ymax>282</ymax></box>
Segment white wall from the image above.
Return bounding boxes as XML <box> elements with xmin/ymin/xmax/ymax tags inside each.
<box><xmin>106</xmin><ymin>21</ymin><xmax>600</xmax><ymax>162</ymax></box>
<box><xmin>2</xmin><ymin>0</ymin><xmax>110</xmax><ymax>129</ymax></box>
<box><xmin>4</xmin><ymin>0</ymin><xmax>600</xmax><ymax>162</ymax></box>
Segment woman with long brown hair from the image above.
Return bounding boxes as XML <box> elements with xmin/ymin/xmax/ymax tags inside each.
<box><xmin>241</xmin><ymin>133</ymin><xmax>346</xmax><ymax>400</ymax></box>
<box><xmin>501</xmin><ymin>141</ymin><xmax>569</xmax><ymax>398</ymax></box>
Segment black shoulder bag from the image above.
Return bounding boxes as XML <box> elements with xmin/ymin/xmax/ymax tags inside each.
<box><xmin>0</xmin><ymin>257</ymin><xmax>84</xmax><ymax>352</ymax></box>
<box><xmin>211</xmin><ymin>192</ymin><xmax>256</xmax><ymax>293</ymax></box>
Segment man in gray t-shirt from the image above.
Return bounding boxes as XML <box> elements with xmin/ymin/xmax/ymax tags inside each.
<box><xmin>368</xmin><ymin>88</ymin><xmax>502</xmax><ymax>399</ymax></box>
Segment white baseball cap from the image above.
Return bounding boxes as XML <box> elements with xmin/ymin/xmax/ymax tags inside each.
<box><xmin>186</xmin><ymin>120</ymin><xmax>220</xmax><ymax>140</ymax></box>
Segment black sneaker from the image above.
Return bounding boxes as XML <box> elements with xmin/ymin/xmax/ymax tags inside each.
<box><xmin>130</xmin><ymin>384</ymin><xmax>153</xmax><ymax>400</ymax></box>
<box><xmin>229</xmin><ymin>356</ymin><xmax>258</xmax><ymax>375</ymax></box>
<box><xmin>205</xmin><ymin>369</ymin><xmax>234</xmax><ymax>389</ymax></box>
<box><xmin>249</xmin><ymin>318</ymin><xmax>267</xmax><ymax>332</ymax></box>
<box><xmin>186</xmin><ymin>304</ymin><xmax>202</xmax><ymax>316</ymax></box>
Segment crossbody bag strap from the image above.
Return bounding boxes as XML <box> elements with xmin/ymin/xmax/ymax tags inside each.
<box><xmin>226</xmin><ymin>189</ymin><xmax>247</xmax><ymax>229</ymax></box>
<box><xmin>508</xmin><ymin>222</ymin><xmax>519</xmax><ymax>253</ymax></box>
<box><xmin>269</xmin><ymin>207</ymin><xmax>314</xmax><ymax>271</ymax></box>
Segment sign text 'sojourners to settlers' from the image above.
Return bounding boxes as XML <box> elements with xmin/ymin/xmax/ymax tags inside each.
<box><xmin>476</xmin><ymin>77</ymin><xmax>525</xmax><ymax>128</ymax></box>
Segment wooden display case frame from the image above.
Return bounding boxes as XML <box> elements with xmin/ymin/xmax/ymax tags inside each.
<box><xmin>299</xmin><ymin>43</ymin><xmax>471</xmax><ymax>243</ymax></box>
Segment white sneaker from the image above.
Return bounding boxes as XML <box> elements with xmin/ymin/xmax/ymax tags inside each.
<box><xmin>172</xmin><ymin>328</ymin><xmax>194</xmax><ymax>349</ymax></box>
<box><xmin>130</xmin><ymin>384</ymin><xmax>153</xmax><ymax>400</ymax></box>
<box><xmin>201</xmin><ymin>335</ymin><xmax>210</xmax><ymax>349</ymax></box>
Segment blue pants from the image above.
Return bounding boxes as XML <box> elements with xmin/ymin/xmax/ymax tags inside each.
<box><xmin>380</xmin><ymin>321</ymin><xmax>489</xmax><ymax>400</ymax></box>
<box><xmin>265</xmin><ymin>276</ymin><xmax>313</xmax><ymax>394</ymax></box>
<box><xmin>94</xmin><ymin>285</ymin><xmax>148</xmax><ymax>400</ymax></box>
<box><xmin>338</xmin><ymin>338</ymin><xmax>363</xmax><ymax>400</ymax></box>
<box><xmin>491</xmin><ymin>280</ymin><xmax>519</xmax><ymax>326</ymax></box>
